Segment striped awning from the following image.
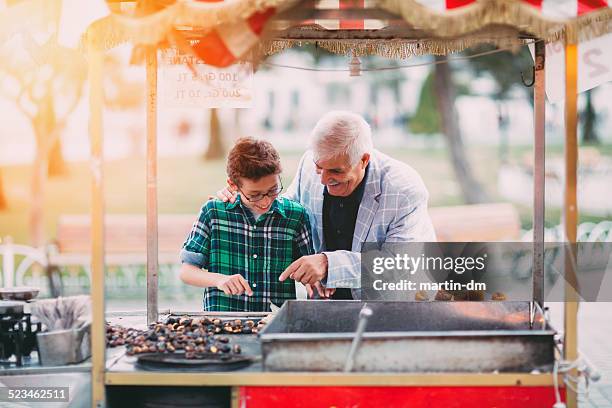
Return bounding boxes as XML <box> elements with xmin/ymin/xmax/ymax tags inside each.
<box><xmin>418</xmin><ymin>0</ymin><xmax>610</xmax><ymax>16</ymax></box>
<box><xmin>75</xmin><ymin>0</ymin><xmax>612</xmax><ymax>66</ymax></box>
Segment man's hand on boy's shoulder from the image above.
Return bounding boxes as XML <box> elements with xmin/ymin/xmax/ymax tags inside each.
<box><xmin>216</xmin><ymin>274</ymin><xmax>253</xmax><ymax>296</ymax></box>
<box><xmin>215</xmin><ymin>185</ymin><xmax>238</xmax><ymax>203</ymax></box>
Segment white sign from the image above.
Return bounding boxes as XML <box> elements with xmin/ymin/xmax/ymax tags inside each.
<box><xmin>160</xmin><ymin>51</ymin><xmax>253</xmax><ymax>108</ymax></box>
<box><xmin>531</xmin><ymin>34</ymin><xmax>612</xmax><ymax>103</ymax></box>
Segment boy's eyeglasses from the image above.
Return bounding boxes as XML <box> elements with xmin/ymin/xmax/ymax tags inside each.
<box><xmin>239</xmin><ymin>180</ymin><xmax>283</xmax><ymax>202</ymax></box>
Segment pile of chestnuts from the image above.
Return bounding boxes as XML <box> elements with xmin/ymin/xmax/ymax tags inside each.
<box><xmin>106</xmin><ymin>316</ymin><xmax>266</xmax><ymax>360</ymax></box>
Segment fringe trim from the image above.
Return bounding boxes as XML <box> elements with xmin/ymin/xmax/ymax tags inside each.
<box><xmin>257</xmin><ymin>35</ymin><xmax>525</xmax><ymax>61</ymax></box>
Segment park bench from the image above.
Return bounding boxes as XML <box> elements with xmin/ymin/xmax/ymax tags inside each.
<box><xmin>1</xmin><ymin>203</ymin><xmax>521</xmax><ymax>294</ymax></box>
<box><xmin>45</xmin><ymin>214</ymin><xmax>195</xmax><ymax>294</ymax></box>
<box><xmin>429</xmin><ymin>203</ymin><xmax>521</xmax><ymax>242</ymax></box>
<box><xmin>50</xmin><ymin>214</ymin><xmax>194</xmax><ymax>266</ymax></box>
<box><xmin>49</xmin><ymin>202</ymin><xmax>520</xmax><ymax>268</ymax></box>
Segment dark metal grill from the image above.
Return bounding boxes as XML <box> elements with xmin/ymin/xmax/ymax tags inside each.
<box><xmin>0</xmin><ymin>312</ymin><xmax>42</xmax><ymax>367</ymax></box>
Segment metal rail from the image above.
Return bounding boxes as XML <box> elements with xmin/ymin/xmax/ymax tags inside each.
<box><xmin>532</xmin><ymin>40</ymin><xmax>546</xmax><ymax>309</ymax></box>
<box><xmin>146</xmin><ymin>48</ymin><xmax>159</xmax><ymax>326</ymax></box>
<box><xmin>88</xmin><ymin>44</ymin><xmax>106</xmax><ymax>408</ymax></box>
<box><xmin>564</xmin><ymin>39</ymin><xmax>579</xmax><ymax>408</ymax></box>
<box><xmin>105</xmin><ymin>371</ymin><xmax>561</xmax><ymax>387</ymax></box>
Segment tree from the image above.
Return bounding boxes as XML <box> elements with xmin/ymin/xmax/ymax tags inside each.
<box><xmin>0</xmin><ymin>35</ymin><xmax>87</xmax><ymax>245</ymax></box>
<box><xmin>410</xmin><ymin>58</ymin><xmax>488</xmax><ymax>204</ymax></box>
<box><xmin>465</xmin><ymin>45</ymin><xmax>534</xmax><ymax>102</ymax></box>
<box><xmin>468</xmin><ymin>46</ymin><xmax>603</xmax><ymax>146</ymax></box>
<box><xmin>0</xmin><ymin>169</ymin><xmax>7</xmax><ymax>210</ymax></box>
<box><xmin>203</xmin><ymin>108</ymin><xmax>224</xmax><ymax>159</ymax></box>
<box><xmin>409</xmin><ymin>72</ymin><xmax>441</xmax><ymax>135</ymax></box>
<box><xmin>581</xmin><ymin>88</ymin><xmax>600</xmax><ymax>144</ymax></box>
<box><xmin>104</xmin><ymin>53</ymin><xmax>145</xmax><ymax>110</ymax></box>
<box><xmin>433</xmin><ymin>56</ymin><xmax>489</xmax><ymax>203</ymax></box>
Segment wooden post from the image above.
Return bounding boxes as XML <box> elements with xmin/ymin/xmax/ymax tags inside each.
<box><xmin>88</xmin><ymin>43</ymin><xmax>106</xmax><ymax>408</ymax></box>
<box><xmin>533</xmin><ymin>40</ymin><xmax>545</xmax><ymax>308</ymax></box>
<box><xmin>146</xmin><ymin>47</ymin><xmax>159</xmax><ymax>325</ymax></box>
<box><xmin>564</xmin><ymin>39</ymin><xmax>579</xmax><ymax>408</ymax></box>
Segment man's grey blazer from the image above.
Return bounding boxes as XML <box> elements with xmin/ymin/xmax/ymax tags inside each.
<box><xmin>284</xmin><ymin>149</ymin><xmax>437</xmax><ymax>298</ymax></box>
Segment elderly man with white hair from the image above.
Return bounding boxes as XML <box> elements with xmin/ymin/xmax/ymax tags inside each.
<box><xmin>220</xmin><ymin>111</ymin><xmax>436</xmax><ymax>299</ymax></box>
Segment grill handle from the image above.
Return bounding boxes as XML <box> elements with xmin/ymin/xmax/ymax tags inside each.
<box><xmin>343</xmin><ymin>304</ymin><xmax>373</xmax><ymax>372</ymax></box>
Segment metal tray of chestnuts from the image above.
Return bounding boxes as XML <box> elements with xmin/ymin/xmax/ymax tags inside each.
<box><xmin>136</xmin><ymin>351</ymin><xmax>255</xmax><ymax>371</ymax></box>
<box><xmin>107</xmin><ymin>315</ymin><xmax>267</xmax><ymax>370</ymax></box>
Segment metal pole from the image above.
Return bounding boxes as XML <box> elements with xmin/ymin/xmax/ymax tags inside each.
<box><xmin>2</xmin><ymin>236</ymin><xmax>15</xmax><ymax>288</ymax></box>
<box><xmin>533</xmin><ymin>40</ymin><xmax>545</xmax><ymax>308</ymax></box>
<box><xmin>564</xmin><ymin>39</ymin><xmax>579</xmax><ymax>408</ymax></box>
<box><xmin>88</xmin><ymin>43</ymin><xmax>106</xmax><ymax>408</ymax></box>
<box><xmin>146</xmin><ymin>47</ymin><xmax>159</xmax><ymax>325</ymax></box>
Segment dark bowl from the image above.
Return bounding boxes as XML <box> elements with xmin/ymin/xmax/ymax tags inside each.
<box><xmin>0</xmin><ymin>287</ymin><xmax>40</xmax><ymax>301</ymax></box>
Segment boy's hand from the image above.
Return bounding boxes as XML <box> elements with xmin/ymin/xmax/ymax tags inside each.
<box><xmin>216</xmin><ymin>185</ymin><xmax>238</xmax><ymax>203</ymax></box>
<box><xmin>217</xmin><ymin>274</ymin><xmax>253</xmax><ymax>296</ymax></box>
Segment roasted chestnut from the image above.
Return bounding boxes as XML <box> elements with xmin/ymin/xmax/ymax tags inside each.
<box><xmin>491</xmin><ymin>292</ymin><xmax>507</xmax><ymax>301</ymax></box>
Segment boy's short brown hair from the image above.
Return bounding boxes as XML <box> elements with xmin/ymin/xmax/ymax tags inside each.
<box><xmin>227</xmin><ymin>137</ymin><xmax>282</xmax><ymax>185</ymax></box>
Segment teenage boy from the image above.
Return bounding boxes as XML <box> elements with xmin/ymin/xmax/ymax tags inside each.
<box><xmin>179</xmin><ymin>137</ymin><xmax>315</xmax><ymax>311</ymax></box>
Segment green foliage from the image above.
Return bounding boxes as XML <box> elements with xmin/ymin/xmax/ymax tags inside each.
<box><xmin>409</xmin><ymin>67</ymin><xmax>470</xmax><ymax>135</ymax></box>
<box><xmin>465</xmin><ymin>45</ymin><xmax>534</xmax><ymax>100</ymax></box>
<box><xmin>410</xmin><ymin>72</ymin><xmax>440</xmax><ymax>134</ymax></box>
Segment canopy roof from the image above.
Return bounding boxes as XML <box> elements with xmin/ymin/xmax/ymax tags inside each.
<box><xmin>81</xmin><ymin>0</ymin><xmax>612</xmax><ymax>65</ymax></box>
<box><xmin>1</xmin><ymin>0</ymin><xmax>610</xmax><ymax>64</ymax></box>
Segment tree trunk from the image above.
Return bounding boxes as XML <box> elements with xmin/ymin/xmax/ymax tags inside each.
<box><xmin>203</xmin><ymin>108</ymin><xmax>224</xmax><ymax>160</ymax></box>
<box><xmin>582</xmin><ymin>89</ymin><xmax>599</xmax><ymax>144</ymax></box>
<box><xmin>433</xmin><ymin>56</ymin><xmax>489</xmax><ymax>204</ymax></box>
<box><xmin>234</xmin><ymin>108</ymin><xmax>242</xmax><ymax>140</ymax></box>
<box><xmin>44</xmin><ymin>95</ymin><xmax>68</xmax><ymax>177</ymax></box>
<box><xmin>0</xmin><ymin>168</ymin><xmax>7</xmax><ymax>210</ymax></box>
<box><xmin>30</xmin><ymin>126</ymin><xmax>47</xmax><ymax>247</ymax></box>
<box><xmin>29</xmin><ymin>93</ymin><xmax>54</xmax><ymax>247</ymax></box>
<box><xmin>47</xmin><ymin>137</ymin><xmax>68</xmax><ymax>177</ymax></box>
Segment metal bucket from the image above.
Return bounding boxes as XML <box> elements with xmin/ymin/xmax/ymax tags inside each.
<box><xmin>36</xmin><ymin>323</ymin><xmax>91</xmax><ymax>366</ymax></box>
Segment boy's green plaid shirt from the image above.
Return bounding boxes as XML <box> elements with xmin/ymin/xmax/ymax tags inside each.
<box><xmin>181</xmin><ymin>196</ymin><xmax>314</xmax><ymax>312</ymax></box>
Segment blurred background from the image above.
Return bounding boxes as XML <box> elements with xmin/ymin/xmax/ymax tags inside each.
<box><xmin>0</xmin><ymin>29</ymin><xmax>611</xmax><ymax>311</ymax></box>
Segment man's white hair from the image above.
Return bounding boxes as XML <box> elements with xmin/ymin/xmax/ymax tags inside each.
<box><xmin>310</xmin><ymin>111</ymin><xmax>373</xmax><ymax>165</ymax></box>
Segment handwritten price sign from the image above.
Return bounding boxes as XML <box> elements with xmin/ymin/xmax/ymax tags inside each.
<box><xmin>160</xmin><ymin>50</ymin><xmax>253</xmax><ymax>108</ymax></box>
<box><xmin>531</xmin><ymin>34</ymin><xmax>612</xmax><ymax>103</ymax></box>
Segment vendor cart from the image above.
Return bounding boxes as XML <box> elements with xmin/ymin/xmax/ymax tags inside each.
<box><xmin>79</xmin><ymin>1</ymin><xmax>612</xmax><ymax>407</ymax></box>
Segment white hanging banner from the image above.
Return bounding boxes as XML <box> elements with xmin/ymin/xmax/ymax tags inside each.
<box><xmin>160</xmin><ymin>49</ymin><xmax>253</xmax><ymax>109</ymax></box>
<box><xmin>531</xmin><ymin>34</ymin><xmax>612</xmax><ymax>103</ymax></box>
